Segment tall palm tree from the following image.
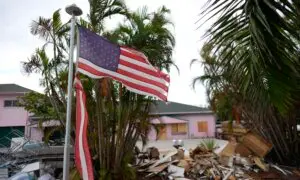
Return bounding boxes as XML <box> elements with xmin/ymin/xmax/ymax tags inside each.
<box><xmin>22</xmin><ymin>10</ymin><xmax>75</xmax><ymax>142</ymax></box>
<box><xmin>194</xmin><ymin>0</ymin><xmax>300</xmax><ymax>165</ymax></box>
<box><xmin>83</xmin><ymin>6</ymin><xmax>176</xmax><ymax>179</ymax></box>
<box><xmin>30</xmin><ymin>9</ymin><xmax>70</xmax><ymax>105</ymax></box>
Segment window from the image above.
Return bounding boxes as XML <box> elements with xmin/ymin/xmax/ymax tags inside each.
<box><xmin>198</xmin><ymin>121</ymin><xmax>208</xmax><ymax>132</ymax></box>
<box><xmin>171</xmin><ymin>124</ymin><xmax>187</xmax><ymax>134</ymax></box>
<box><xmin>4</xmin><ymin>100</ymin><xmax>19</xmax><ymax>107</ymax></box>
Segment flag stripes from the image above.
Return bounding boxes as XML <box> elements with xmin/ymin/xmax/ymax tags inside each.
<box><xmin>78</xmin><ymin>57</ymin><xmax>168</xmax><ymax>101</ymax></box>
<box><xmin>78</xmin><ymin>45</ymin><xmax>170</xmax><ymax>101</ymax></box>
<box><xmin>74</xmin><ymin>77</ymin><xmax>94</xmax><ymax>180</ymax></box>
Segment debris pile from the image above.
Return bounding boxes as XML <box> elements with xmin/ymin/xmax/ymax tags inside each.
<box><xmin>134</xmin><ymin>137</ymin><xmax>300</xmax><ymax>179</ymax></box>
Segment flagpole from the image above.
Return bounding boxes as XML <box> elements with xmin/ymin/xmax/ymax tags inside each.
<box><xmin>63</xmin><ymin>4</ymin><xmax>82</xmax><ymax>180</ymax></box>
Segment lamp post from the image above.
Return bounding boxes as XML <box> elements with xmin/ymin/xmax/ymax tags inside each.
<box><xmin>62</xmin><ymin>4</ymin><xmax>82</xmax><ymax>180</ymax></box>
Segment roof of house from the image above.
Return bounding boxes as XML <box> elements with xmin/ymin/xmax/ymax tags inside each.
<box><xmin>150</xmin><ymin>101</ymin><xmax>212</xmax><ymax>115</ymax></box>
<box><xmin>0</xmin><ymin>84</ymin><xmax>32</xmax><ymax>94</ymax></box>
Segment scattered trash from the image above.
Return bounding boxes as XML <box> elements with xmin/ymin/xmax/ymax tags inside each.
<box><xmin>8</xmin><ymin>172</ymin><xmax>35</xmax><ymax>180</ymax></box>
<box><xmin>168</xmin><ymin>165</ymin><xmax>184</xmax><ymax>177</ymax></box>
<box><xmin>21</xmin><ymin>162</ymin><xmax>40</xmax><ymax>173</ymax></box>
<box><xmin>253</xmin><ymin>156</ymin><xmax>269</xmax><ymax>172</ymax></box>
<box><xmin>172</xmin><ymin>149</ymin><xmax>184</xmax><ymax>161</ymax></box>
<box><xmin>148</xmin><ymin>151</ymin><xmax>177</xmax><ymax>169</ymax></box>
<box><xmin>148</xmin><ymin>147</ymin><xmax>160</xmax><ymax>160</ymax></box>
<box><xmin>2</xmin><ymin>134</ymin><xmax>299</xmax><ymax>179</ymax></box>
<box><xmin>134</xmin><ymin>137</ymin><xmax>300</xmax><ymax>179</ymax></box>
<box><xmin>38</xmin><ymin>173</ymin><xmax>55</xmax><ymax>180</ymax></box>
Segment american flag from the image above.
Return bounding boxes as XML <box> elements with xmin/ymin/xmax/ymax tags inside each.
<box><xmin>74</xmin><ymin>76</ymin><xmax>94</xmax><ymax>180</ymax></box>
<box><xmin>77</xmin><ymin>27</ymin><xmax>170</xmax><ymax>101</ymax></box>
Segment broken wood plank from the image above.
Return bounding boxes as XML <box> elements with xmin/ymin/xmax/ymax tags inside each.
<box><xmin>242</xmin><ymin>132</ymin><xmax>272</xmax><ymax>158</ymax></box>
<box><xmin>253</xmin><ymin>157</ymin><xmax>269</xmax><ymax>172</ymax></box>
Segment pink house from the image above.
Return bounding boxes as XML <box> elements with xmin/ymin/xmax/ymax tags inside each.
<box><xmin>0</xmin><ymin>84</ymin><xmax>32</xmax><ymax>147</ymax></box>
<box><xmin>0</xmin><ymin>84</ymin><xmax>58</xmax><ymax>147</ymax></box>
<box><xmin>148</xmin><ymin>101</ymin><xmax>216</xmax><ymax>140</ymax></box>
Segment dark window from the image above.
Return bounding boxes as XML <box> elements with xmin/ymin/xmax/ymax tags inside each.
<box><xmin>4</xmin><ymin>100</ymin><xmax>19</xmax><ymax>107</ymax></box>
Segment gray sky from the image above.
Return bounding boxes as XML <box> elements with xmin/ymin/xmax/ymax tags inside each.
<box><xmin>0</xmin><ymin>0</ymin><xmax>208</xmax><ymax>107</ymax></box>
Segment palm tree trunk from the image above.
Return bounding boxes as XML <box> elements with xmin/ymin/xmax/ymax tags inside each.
<box><xmin>95</xmin><ymin>80</ymin><xmax>104</xmax><ymax>168</ymax></box>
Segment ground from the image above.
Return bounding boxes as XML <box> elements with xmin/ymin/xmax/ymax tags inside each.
<box><xmin>136</xmin><ymin>138</ymin><xmax>228</xmax><ymax>154</ymax></box>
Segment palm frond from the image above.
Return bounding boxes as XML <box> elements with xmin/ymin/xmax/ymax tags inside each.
<box><xmin>30</xmin><ymin>17</ymin><xmax>52</xmax><ymax>41</ymax></box>
<box><xmin>52</xmin><ymin>9</ymin><xmax>62</xmax><ymax>32</ymax></box>
<box><xmin>199</xmin><ymin>0</ymin><xmax>300</xmax><ymax>113</ymax></box>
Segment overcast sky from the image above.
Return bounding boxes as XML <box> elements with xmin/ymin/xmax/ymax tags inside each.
<box><xmin>0</xmin><ymin>0</ymin><xmax>209</xmax><ymax>107</ymax></box>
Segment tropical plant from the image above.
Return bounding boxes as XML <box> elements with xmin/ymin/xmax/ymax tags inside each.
<box><xmin>18</xmin><ymin>92</ymin><xmax>54</xmax><ymax>120</ymax></box>
<box><xmin>200</xmin><ymin>138</ymin><xmax>217</xmax><ymax>152</ymax></box>
<box><xmin>22</xmin><ymin>9</ymin><xmax>71</xmax><ymax>130</ymax></box>
<box><xmin>193</xmin><ymin>0</ymin><xmax>300</xmax><ymax>165</ymax></box>
<box><xmin>199</xmin><ymin>0</ymin><xmax>300</xmax><ymax>113</ymax></box>
<box><xmin>104</xmin><ymin>6</ymin><xmax>176</xmax><ymax>71</ymax></box>
<box><xmin>192</xmin><ymin>43</ymin><xmax>242</xmax><ymax>124</ymax></box>
<box><xmin>88</xmin><ymin>0</ymin><xmax>127</xmax><ymax>32</ymax></box>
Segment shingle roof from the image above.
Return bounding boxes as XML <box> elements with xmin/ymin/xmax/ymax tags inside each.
<box><xmin>0</xmin><ymin>84</ymin><xmax>32</xmax><ymax>93</ymax></box>
<box><xmin>150</xmin><ymin>101</ymin><xmax>212</xmax><ymax>115</ymax></box>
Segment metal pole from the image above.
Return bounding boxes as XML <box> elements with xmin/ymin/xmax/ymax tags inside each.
<box><xmin>63</xmin><ymin>4</ymin><xmax>82</xmax><ymax>180</ymax></box>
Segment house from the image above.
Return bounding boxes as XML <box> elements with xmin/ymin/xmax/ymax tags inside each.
<box><xmin>0</xmin><ymin>84</ymin><xmax>59</xmax><ymax>147</ymax></box>
<box><xmin>0</xmin><ymin>84</ymin><xmax>32</xmax><ymax>147</ymax></box>
<box><xmin>0</xmin><ymin>83</ymin><xmax>216</xmax><ymax>146</ymax></box>
<box><xmin>148</xmin><ymin>101</ymin><xmax>216</xmax><ymax>140</ymax></box>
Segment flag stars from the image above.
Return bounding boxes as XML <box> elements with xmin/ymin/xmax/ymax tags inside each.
<box><xmin>78</xmin><ymin>28</ymin><xmax>121</xmax><ymax>72</ymax></box>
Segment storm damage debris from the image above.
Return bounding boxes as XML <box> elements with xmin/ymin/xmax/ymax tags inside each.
<box><xmin>134</xmin><ymin>138</ymin><xmax>300</xmax><ymax>180</ymax></box>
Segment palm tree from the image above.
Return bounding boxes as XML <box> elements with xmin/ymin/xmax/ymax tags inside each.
<box><xmin>88</xmin><ymin>0</ymin><xmax>127</xmax><ymax>32</ymax></box>
<box><xmin>22</xmin><ymin>48</ymin><xmax>66</xmax><ymax>126</ymax></box>
<box><xmin>200</xmin><ymin>0</ymin><xmax>300</xmax><ymax>112</ymax></box>
<box><xmin>22</xmin><ymin>1</ymin><xmax>175</xmax><ymax>179</ymax></box>
<box><xmin>30</xmin><ymin>9</ymin><xmax>70</xmax><ymax>106</ymax></box>
<box><xmin>104</xmin><ymin>6</ymin><xmax>176</xmax><ymax>71</ymax></box>
<box><xmin>194</xmin><ymin>1</ymin><xmax>300</xmax><ymax>165</ymax></box>
<box><xmin>192</xmin><ymin>43</ymin><xmax>242</xmax><ymax>124</ymax></box>
<box><xmin>83</xmin><ymin>6</ymin><xmax>176</xmax><ymax>179</ymax></box>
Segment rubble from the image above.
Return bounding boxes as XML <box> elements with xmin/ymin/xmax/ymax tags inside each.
<box><xmin>135</xmin><ymin>137</ymin><xmax>300</xmax><ymax>179</ymax></box>
<box><xmin>148</xmin><ymin>147</ymin><xmax>160</xmax><ymax>160</ymax></box>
